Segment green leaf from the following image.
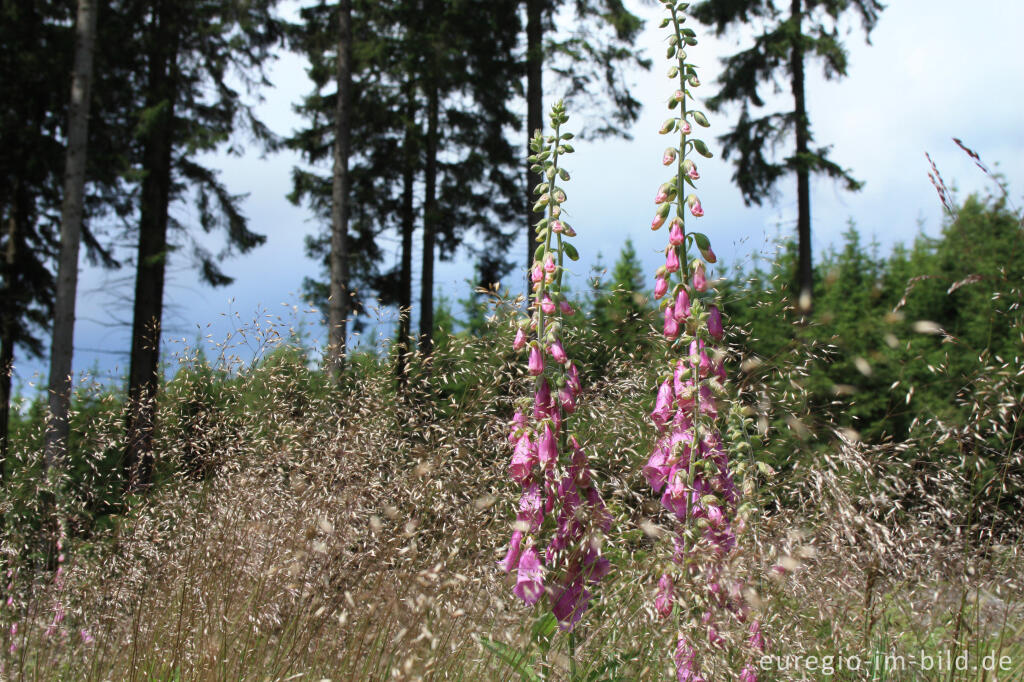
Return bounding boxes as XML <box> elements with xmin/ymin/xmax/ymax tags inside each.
<box><xmin>530</xmin><ymin>613</ymin><xmax>558</xmax><ymax>655</ymax></box>
<box><xmin>479</xmin><ymin>638</ymin><xmax>542</xmax><ymax>682</ymax></box>
<box><xmin>692</xmin><ymin>111</ymin><xmax>710</xmax><ymax>127</ymax></box>
<box><xmin>563</xmin><ymin>242</ymin><xmax>579</xmax><ymax>261</ymax></box>
<box><xmin>692</xmin><ymin>139</ymin><xmax>713</xmax><ymax>158</ymax></box>
<box><xmin>561</xmin><ymin>143</ymin><xmax>575</xmax><ymax>153</ymax></box>
<box><xmin>693</xmin><ymin>232</ymin><xmax>711</xmax><ymax>251</ymax></box>
<box><xmin>659</xmin><ymin>17</ymin><xmax>671</xmax><ymax>28</ymax></box>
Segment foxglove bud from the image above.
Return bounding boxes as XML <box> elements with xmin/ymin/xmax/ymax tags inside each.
<box><xmin>654</xmin><ymin>276</ymin><xmax>669</xmax><ymax>300</ymax></box>
<box><xmin>541</xmin><ymin>295</ymin><xmax>556</xmax><ymax>315</ymax></box>
<box><xmin>683</xmin><ymin>158</ymin><xmax>699</xmax><ymax>180</ymax></box>
<box><xmin>544</xmin><ymin>255</ymin><xmax>556</xmax><ymax>274</ymax></box>
<box><xmin>680</xmin><ymin>120</ymin><xmax>692</xmax><ymax>135</ymax></box>
<box><xmin>551</xmin><ymin>220</ymin><xmax>563</xmax><ymax>233</ymax></box>
<box><xmin>690</xmin><ymin>199</ymin><xmax>704</xmax><ymax>217</ymax></box>
<box><xmin>662</xmin><ymin>147</ymin><xmax>677</xmax><ymax>166</ymax></box>
<box><xmin>531</xmin><ymin>263</ymin><xmax>543</xmax><ymax>283</ymax></box>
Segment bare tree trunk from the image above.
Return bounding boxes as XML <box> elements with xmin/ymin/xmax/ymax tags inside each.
<box><xmin>125</xmin><ymin>0</ymin><xmax>176</xmax><ymax>491</ymax></box>
<box><xmin>525</xmin><ymin>0</ymin><xmax>543</xmax><ymax>280</ymax></box>
<box><xmin>419</xmin><ymin>83</ymin><xmax>438</xmax><ymax>358</ymax></box>
<box><xmin>395</xmin><ymin>91</ymin><xmax>416</xmax><ymax>388</ymax></box>
<box><xmin>0</xmin><ymin>208</ymin><xmax>17</xmax><ymax>484</ymax></box>
<box><xmin>791</xmin><ymin>0</ymin><xmax>813</xmax><ymax>315</ymax></box>
<box><xmin>327</xmin><ymin>0</ymin><xmax>352</xmax><ymax>381</ymax></box>
<box><xmin>45</xmin><ymin>0</ymin><xmax>99</xmax><ymax>472</ymax></box>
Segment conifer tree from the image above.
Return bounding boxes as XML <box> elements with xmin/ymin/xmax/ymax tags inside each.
<box><xmin>691</xmin><ymin>0</ymin><xmax>883</xmax><ymax>312</ymax></box>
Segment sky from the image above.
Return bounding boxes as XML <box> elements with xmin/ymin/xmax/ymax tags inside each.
<box><xmin>11</xmin><ymin>0</ymin><xmax>1024</xmax><ymax>399</ymax></box>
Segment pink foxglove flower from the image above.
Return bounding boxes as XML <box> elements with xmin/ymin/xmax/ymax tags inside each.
<box><xmin>541</xmin><ymin>295</ymin><xmax>556</xmax><ymax>315</ymax></box>
<box><xmin>651</xmin><ymin>213</ymin><xmax>666</xmax><ymax>230</ymax></box>
<box><xmin>537</xmin><ymin>424</ymin><xmax>557</xmax><ymax>468</ymax></box>
<box><xmin>651</xmin><ymin>379</ymin><xmax>674</xmax><ymax>426</ymax></box>
<box><xmin>663</xmin><ymin>148</ymin><xmax>677</xmax><ymax>165</ymax></box>
<box><xmin>531</xmin><ymin>263</ymin><xmax>543</xmax><ymax>283</ymax></box>
<box><xmin>680</xmin><ymin>120</ymin><xmax>692</xmax><ymax>135</ymax></box>
<box><xmin>551</xmin><ymin>220</ymin><xmax>563</xmax><ymax>233</ymax></box>
<box><xmin>510</xmin><ymin>435</ymin><xmax>536</xmax><ymax>484</ymax></box>
<box><xmin>674</xmin><ymin>289</ymin><xmax>691</xmax><ymax>321</ymax></box>
<box><xmin>655</xmin><ymin>574</ymin><xmax>674</xmax><ymax>618</ymax></box>
<box><xmin>693</xmin><ymin>261</ymin><xmax>707</xmax><ymax>291</ymax></box>
<box><xmin>500</xmin><ymin>530</ymin><xmax>524</xmax><ymax>572</ymax></box>
<box><xmin>654</xmin><ymin>276</ymin><xmax>669</xmax><ymax>300</ymax></box>
<box><xmin>559</xmin><ymin>299</ymin><xmax>575</xmax><ymax>315</ymax></box>
<box><xmin>548</xmin><ymin>339</ymin><xmax>568</xmax><ymax>363</ymax></box>
<box><xmin>663</xmin><ymin>306</ymin><xmax>680</xmax><ymax>339</ymax></box>
<box><xmin>513</xmin><ymin>548</ymin><xmax>545</xmax><ymax>605</ymax></box>
<box><xmin>513</xmin><ymin>327</ymin><xmax>527</xmax><ymax>350</ymax></box>
<box><xmin>544</xmin><ymin>255</ymin><xmax>556</xmax><ymax>274</ymax></box>
<box><xmin>707</xmin><ymin>305</ymin><xmax>723</xmax><ymax>340</ymax></box>
<box><xmin>669</xmin><ymin>220</ymin><xmax>684</xmax><ymax>246</ymax></box>
<box><xmin>690</xmin><ymin>198</ymin><xmax>704</xmax><ymax>217</ymax></box>
<box><xmin>528</xmin><ymin>345</ymin><xmax>544</xmax><ymax>375</ymax></box>
<box><xmin>665</xmin><ymin>246</ymin><xmax>680</xmax><ymax>273</ymax></box>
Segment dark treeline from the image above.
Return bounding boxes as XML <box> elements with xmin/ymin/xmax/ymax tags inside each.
<box><xmin>0</xmin><ymin>0</ymin><xmax>649</xmax><ymax>512</ymax></box>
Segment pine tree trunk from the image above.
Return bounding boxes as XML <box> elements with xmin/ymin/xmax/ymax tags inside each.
<box><xmin>125</xmin><ymin>1</ymin><xmax>176</xmax><ymax>491</ymax></box>
<box><xmin>45</xmin><ymin>0</ymin><xmax>98</xmax><ymax>472</ymax></box>
<box><xmin>419</xmin><ymin>83</ymin><xmax>438</xmax><ymax>358</ymax></box>
<box><xmin>525</xmin><ymin>0</ymin><xmax>543</xmax><ymax>278</ymax></box>
<box><xmin>395</xmin><ymin>91</ymin><xmax>416</xmax><ymax>387</ymax></box>
<box><xmin>0</xmin><ymin>207</ymin><xmax>17</xmax><ymax>484</ymax></box>
<box><xmin>790</xmin><ymin>0</ymin><xmax>813</xmax><ymax>314</ymax></box>
<box><xmin>327</xmin><ymin>0</ymin><xmax>352</xmax><ymax>381</ymax></box>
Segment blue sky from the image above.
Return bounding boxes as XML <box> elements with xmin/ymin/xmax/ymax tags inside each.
<box><xmin>11</xmin><ymin>0</ymin><xmax>1024</xmax><ymax>399</ymax></box>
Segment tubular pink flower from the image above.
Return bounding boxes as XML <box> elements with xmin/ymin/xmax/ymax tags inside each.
<box><xmin>566</xmin><ymin>362</ymin><xmax>581</xmax><ymax>394</ymax></box>
<box><xmin>656</xmin><ymin>189</ymin><xmax>669</xmax><ymax>204</ymax></box>
<box><xmin>748</xmin><ymin>621</ymin><xmax>766</xmax><ymax>652</ymax></box>
<box><xmin>663</xmin><ymin>148</ymin><xmax>677</xmax><ymax>165</ymax></box>
<box><xmin>513</xmin><ymin>327</ymin><xmax>527</xmax><ymax>350</ymax></box>
<box><xmin>651</xmin><ymin>380</ymin><xmax>674</xmax><ymax>426</ymax></box>
<box><xmin>513</xmin><ymin>548</ymin><xmax>545</xmax><ymax>605</ymax></box>
<box><xmin>739</xmin><ymin>665</ymin><xmax>758</xmax><ymax>682</ymax></box>
<box><xmin>687</xmin><ymin>163</ymin><xmax>700</xmax><ymax>180</ymax></box>
<box><xmin>674</xmin><ymin>289</ymin><xmax>691</xmax><ymax>321</ymax></box>
<box><xmin>707</xmin><ymin>305</ymin><xmax>724</xmax><ymax>339</ymax></box>
<box><xmin>651</xmin><ymin>213</ymin><xmax>666</xmax><ymax>230</ymax></box>
<box><xmin>680</xmin><ymin>120</ymin><xmax>692</xmax><ymax>135</ymax></box>
<box><xmin>551</xmin><ymin>220</ymin><xmax>563</xmax><ymax>233</ymax></box>
<box><xmin>559</xmin><ymin>299</ymin><xmax>575</xmax><ymax>315</ymax></box>
<box><xmin>665</xmin><ymin>246</ymin><xmax>680</xmax><ymax>273</ymax></box>
<box><xmin>544</xmin><ymin>254</ymin><xmax>556</xmax><ymax>274</ymax></box>
<box><xmin>548</xmin><ymin>339</ymin><xmax>568</xmax><ymax>364</ymax></box>
<box><xmin>693</xmin><ymin>261</ymin><xmax>707</xmax><ymax>291</ymax></box>
<box><xmin>655</xmin><ymin>574</ymin><xmax>674</xmax><ymax>618</ymax></box>
<box><xmin>537</xmin><ymin>424</ymin><xmax>557</xmax><ymax>468</ymax></box>
<box><xmin>669</xmin><ymin>220</ymin><xmax>684</xmax><ymax>246</ymax></box>
<box><xmin>531</xmin><ymin>263</ymin><xmax>543</xmax><ymax>283</ymax></box>
<box><xmin>690</xmin><ymin>199</ymin><xmax>704</xmax><ymax>217</ymax></box>
<box><xmin>558</xmin><ymin>386</ymin><xmax>576</xmax><ymax>414</ymax></box>
<box><xmin>654</xmin><ymin>276</ymin><xmax>669</xmax><ymax>299</ymax></box>
<box><xmin>528</xmin><ymin>345</ymin><xmax>544</xmax><ymax>375</ymax></box>
<box><xmin>663</xmin><ymin>306</ymin><xmax>680</xmax><ymax>339</ymax></box>
<box><xmin>508</xmin><ymin>410</ymin><xmax>527</xmax><ymax>442</ymax></box>
<box><xmin>500</xmin><ymin>530</ymin><xmax>524</xmax><ymax>572</ymax></box>
<box><xmin>541</xmin><ymin>295</ymin><xmax>556</xmax><ymax>315</ymax></box>
<box><xmin>510</xmin><ymin>435</ymin><xmax>536</xmax><ymax>484</ymax></box>
<box><xmin>518</xmin><ymin>482</ymin><xmax>544</xmax><ymax>531</ymax></box>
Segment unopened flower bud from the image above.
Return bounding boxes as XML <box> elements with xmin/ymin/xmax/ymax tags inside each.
<box><xmin>669</xmin><ymin>220</ymin><xmax>684</xmax><ymax>246</ymax></box>
<box><xmin>662</xmin><ymin>148</ymin><xmax>677</xmax><ymax>166</ymax></box>
<box><xmin>654</xmin><ymin>276</ymin><xmax>669</xmax><ymax>300</ymax></box>
<box><xmin>513</xmin><ymin>327</ymin><xmax>527</xmax><ymax>351</ymax></box>
<box><xmin>528</xmin><ymin>345</ymin><xmax>544</xmax><ymax>375</ymax></box>
<box><xmin>693</xmin><ymin>261</ymin><xmax>707</xmax><ymax>291</ymax></box>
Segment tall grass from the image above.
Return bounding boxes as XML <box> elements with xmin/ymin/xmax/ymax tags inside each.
<box><xmin>0</xmin><ymin>245</ymin><xmax>1021</xmax><ymax>680</ymax></box>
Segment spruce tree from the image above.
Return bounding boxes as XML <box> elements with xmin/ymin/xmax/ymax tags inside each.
<box><xmin>691</xmin><ymin>0</ymin><xmax>883</xmax><ymax>312</ymax></box>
